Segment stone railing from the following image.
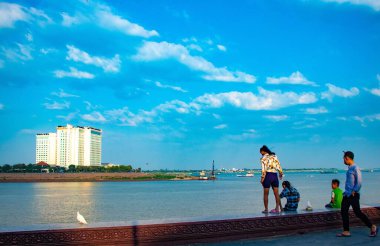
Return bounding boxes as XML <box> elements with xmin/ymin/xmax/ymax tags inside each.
<box><xmin>1</xmin><ymin>207</ymin><xmax>379</xmax><ymax>245</ymax></box>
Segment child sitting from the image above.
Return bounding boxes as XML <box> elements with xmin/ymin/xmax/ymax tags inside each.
<box><xmin>280</xmin><ymin>181</ymin><xmax>300</xmax><ymax>211</ymax></box>
<box><xmin>325</xmin><ymin>179</ymin><xmax>343</xmax><ymax>208</ymax></box>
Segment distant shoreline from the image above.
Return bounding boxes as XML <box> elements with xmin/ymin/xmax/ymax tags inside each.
<box><xmin>0</xmin><ymin>173</ymin><xmax>197</xmax><ymax>183</ymax></box>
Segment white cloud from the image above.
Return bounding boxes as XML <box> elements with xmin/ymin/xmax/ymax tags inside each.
<box><xmin>51</xmin><ymin>89</ymin><xmax>79</xmax><ymax>98</ymax></box>
<box><xmin>182</xmin><ymin>37</ymin><xmax>198</xmax><ymax>43</ymax></box>
<box><xmin>369</xmin><ymin>88</ymin><xmax>380</xmax><ymax>96</ymax></box>
<box><xmin>81</xmin><ymin>111</ymin><xmax>107</xmax><ymax>123</ymax></box>
<box><xmin>54</xmin><ymin>67</ymin><xmax>95</xmax><ymax>79</ymax></box>
<box><xmin>292</xmin><ymin>118</ymin><xmax>325</xmax><ymax>129</ymax></box>
<box><xmin>322</xmin><ymin>83</ymin><xmax>360</xmax><ymax>100</ymax></box>
<box><xmin>2</xmin><ymin>43</ymin><xmax>33</xmax><ymax>61</ymax></box>
<box><xmin>25</xmin><ymin>33</ymin><xmax>33</xmax><ymax>42</ymax></box>
<box><xmin>59</xmin><ymin>3</ymin><xmax>158</xmax><ymax>38</ymax></box>
<box><xmin>84</xmin><ymin>101</ymin><xmax>101</xmax><ymax>111</ymax></box>
<box><xmin>203</xmin><ymin>71</ymin><xmax>255</xmax><ymax>83</ymax></box>
<box><xmin>353</xmin><ymin>114</ymin><xmax>380</xmax><ymax>127</ymax></box>
<box><xmin>305</xmin><ymin>106</ymin><xmax>328</xmax><ymax>114</ymax></box>
<box><xmin>0</xmin><ymin>3</ymin><xmax>52</xmax><ymax>28</ymax></box>
<box><xmin>17</xmin><ymin>43</ymin><xmax>33</xmax><ymax>59</ymax></box>
<box><xmin>166</xmin><ymin>7</ymin><xmax>190</xmax><ymax>21</ymax></box>
<box><xmin>364</xmin><ymin>88</ymin><xmax>380</xmax><ymax>97</ymax></box>
<box><xmin>134</xmin><ymin>41</ymin><xmax>256</xmax><ymax>83</ymax></box>
<box><xmin>194</xmin><ymin>88</ymin><xmax>317</xmax><ymax>110</ymax></box>
<box><xmin>266</xmin><ymin>71</ymin><xmax>317</xmax><ymax>86</ymax></box>
<box><xmin>337</xmin><ymin>116</ymin><xmax>348</xmax><ymax>121</ymax></box>
<box><xmin>43</xmin><ymin>101</ymin><xmax>70</xmax><ymax>110</ymax></box>
<box><xmin>323</xmin><ymin>0</ymin><xmax>380</xmax><ymax>11</ymax></box>
<box><xmin>134</xmin><ymin>41</ymin><xmax>188</xmax><ymax>60</ymax></box>
<box><xmin>28</xmin><ymin>7</ymin><xmax>53</xmax><ymax>26</ymax></box>
<box><xmin>0</xmin><ymin>103</ymin><xmax>4</xmax><ymax>110</ymax></box>
<box><xmin>95</xmin><ymin>4</ymin><xmax>159</xmax><ymax>38</ymax></box>
<box><xmin>105</xmin><ymin>106</ymin><xmax>155</xmax><ymax>126</ymax></box>
<box><xmin>364</xmin><ymin>75</ymin><xmax>380</xmax><ymax>96</ymax></box>
<box><xmin>105</xmin><ymin>100</ymin><xmax>195</xmax><ymax>127</ymax></box>
<box><xmin>187</xmin><ymin>44</ymin><xmax>203</xmax><ymax>52</ymax></box>
<box><xmin>102</xmin><ymin>88</ymin><xmax>317</xmax><ymax>126</ymax></box>
<box><xmin>66</xmin><ymin>45</ymin><xmax>121</xmax><ymax>73</ymax></box>
<box><xmin>214</xmin><ymin>124</ymin><xmax>227</xmax><ymax>129</ymax></box>
<box><xmin>0</xmin><ymin>3</ymin><xmax>28</xmax><ymax>28</ymax></box>
<box><xmin>338</xmin><ymin>113</ymin><xmax>380</xmax><ymax>127</ymax></box>
<box><xmin>155</xmin><ymin>100</ymin><xmax>192</xmax><ymax>114</ymax></box>
<box><xmin>57</xmin><ymin>111</ymin><xmax>78</xmax><ymax>121</ymax></box>
<box><xmin>226</xmin><ymin>129</ymin><xmax>257</xmax><ymax>141</ymax></box>
<box><xmin>155</xmin><ymin>81</ymin><xmax>187</xmax><ymax>93</ymax></box>
<box><xmin>106</xmin><ymin>89</ymin><xmax>317</xmax><ymax>126</ymax></box>
<box><xmin>212</xmin><ymin>113</ymin><xmax>221</xmax><ymax>120</ymax></box>
<box><xmin>40</xmin><ymin>48</ymin><xmax>57</xmax><ymax>55</ymax></box>
<box><xmin>264</xmin><ymin>115</ymin><xmax>289</xmax><ymax>121</ymax></box>
<box><xmin>61</xmin><ymin>12</ymin><xmax>82</xmax><ymax>27</ymax></box>
<box><xmin>217</xmin><ymin>45</ymin><xmax>227</xmax><ymax>52</ymax></box>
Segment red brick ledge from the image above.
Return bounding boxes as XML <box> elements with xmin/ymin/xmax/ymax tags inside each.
<box><xmin>1</xmin><ymin>207</ymin><xmax>379</xmax><ymax>245</ymax></box>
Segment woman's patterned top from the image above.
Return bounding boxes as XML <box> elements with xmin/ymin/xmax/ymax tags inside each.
<box><xmin>261</xmin><ymin>153</ymin><xmax>283</xmax><ymax>178</ymax></box>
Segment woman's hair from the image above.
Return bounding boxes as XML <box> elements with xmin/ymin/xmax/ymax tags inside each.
<box><xmin>260</xmin><ymin>145</ymin><xmax>275</xmax><ymax>155</ymax></box>
<box><xmin>282</xmin><ymin>181</ymin><xmax>292</xmax><ymax>189</ymax></box>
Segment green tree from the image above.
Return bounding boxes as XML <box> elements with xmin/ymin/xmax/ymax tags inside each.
<box><xmin>68</xmin><ymin>164</ymin><xmax>76</xmax><ymax>173</ymax></box>
<box><xmin>26</xmin><ymin>164</ymin><xmax>34</xmax><ymax>173</ymax></box>
<box><xmin>2</xmin><ymin>164</ymin><xmax>11</xmax><ymax>173</ymax></box>
<box><xmin>119</xmin><ymin>165</ymin><xmax>132</xmax><ymax>172</ymax></box>
<box><xmin>13</xmin><ymin>164</ymin><xmax>26</xmax><ymax>172</ymax></box>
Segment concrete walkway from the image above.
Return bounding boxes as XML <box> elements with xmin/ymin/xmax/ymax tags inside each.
<box><xmin>198</xmin><ymin>226</ymin><xmax>379</xmax><ymax>246</ymax></box>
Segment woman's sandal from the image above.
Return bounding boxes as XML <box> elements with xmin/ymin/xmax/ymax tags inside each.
<box><xmin>262</xmin><ymin>210</ymin><xmax>269</xmax><ymax>214</ymax></box>
<box><xmin>269</xmin><ymin>209</ymin><xmax>280</xmax><ymax>214</ymax></box>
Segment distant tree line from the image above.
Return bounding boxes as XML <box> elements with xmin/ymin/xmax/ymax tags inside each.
<box><xmin>0</xmin><ymin>163</ymin><xmax>141</xmax><ymax>173</ymax></box>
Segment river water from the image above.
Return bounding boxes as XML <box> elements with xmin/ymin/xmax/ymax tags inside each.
<box><xmin>0</xmin><ymin>172</ymin><xmax>379</xmax><ymax>231</ymax></box>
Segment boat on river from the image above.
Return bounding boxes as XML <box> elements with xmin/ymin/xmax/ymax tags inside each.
<box><xmin>237</xmin><ymin>172</ymin><xmax>254</xmax><ymax>177</ymax></box>
<box><xmin>198</xmin><ymin>160</ymin><xmax>216</xmax><ymax>180</ymax></box>
<box><xmin>199</xmin><ymin>170</ymin><xmax>208</xmax><ymax>180</ymax></box>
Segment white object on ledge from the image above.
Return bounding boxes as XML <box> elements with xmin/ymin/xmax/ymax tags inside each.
<box><xmin>77</xmin><ymin>211</ymin><xmax>88</xmax><ymax>224</ymax></box>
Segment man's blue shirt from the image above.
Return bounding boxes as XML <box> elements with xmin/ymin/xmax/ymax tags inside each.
<box><xmin>344</xmin><ymin>164</ymin><xmax>362</xmax><ymax>197</ymax></box>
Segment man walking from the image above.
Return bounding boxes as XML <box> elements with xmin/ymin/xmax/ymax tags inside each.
<box><xmin>337</xmin><ymin>151</ymin><xmax>378</xmax><ymax>237</ymax></box>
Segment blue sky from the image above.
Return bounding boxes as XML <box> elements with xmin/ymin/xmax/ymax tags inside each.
<box><xmin>0</xmin><ymin>0</ymin><xmax>380</xmax><ymax>169</ymax></box>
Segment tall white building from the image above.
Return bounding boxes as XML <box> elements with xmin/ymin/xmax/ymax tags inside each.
<box><xmin>36</xmin><ymin>133</ymin><xmax>56</xmax><ymax>164</ymax></box>
<box><xmin>36</xmin><ymin>124</ymin><xmax>102</xmax><ymax>167</ymax></box>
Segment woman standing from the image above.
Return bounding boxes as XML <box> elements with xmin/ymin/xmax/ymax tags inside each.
<box><xmin>260</xmin><ymin>145</ymin><xmax>283</xmax><ymax>214</ymax></box>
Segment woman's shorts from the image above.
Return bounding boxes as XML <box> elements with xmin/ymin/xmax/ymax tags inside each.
<box><xmin>262</xmin><ymin>172</ymin><xmax>279</xmax><ymax>188</ymax></box>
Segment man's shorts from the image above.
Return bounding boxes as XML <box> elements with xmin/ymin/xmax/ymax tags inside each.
<box><xmin>262</xmin><ymin>172</ymin><xmax>279</xmax><ymax>188</ymax></box>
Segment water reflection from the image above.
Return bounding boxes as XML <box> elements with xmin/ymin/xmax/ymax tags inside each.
<box><xmin>0</xmin><ymin>173</ymin><xmax>379</xmax><ymax>229</ymax></box>
<box><xmin>31</xmin><ymin>182</ymin><xmax>96</xmax><ymax>224</ymax></box>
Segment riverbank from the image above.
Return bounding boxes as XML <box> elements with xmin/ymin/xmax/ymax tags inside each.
<box><xmin>0</xmin><ymin>172</ymin><xmax>197</xmax><ymax>182</ymax></box>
